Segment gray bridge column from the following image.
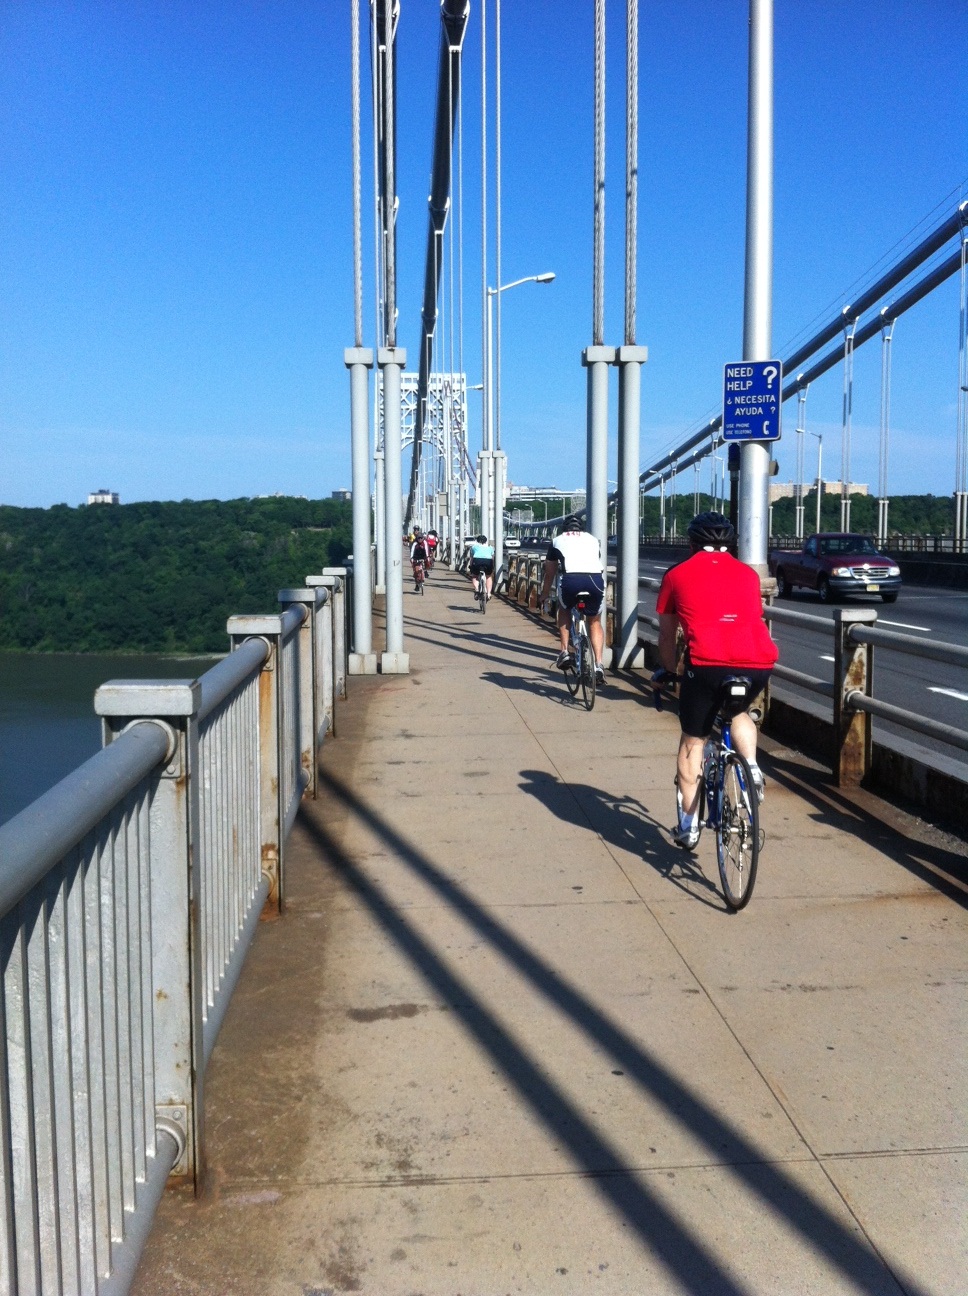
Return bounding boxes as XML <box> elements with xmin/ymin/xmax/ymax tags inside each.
<box><xmin>345</xmin><ymin>347</ymin><xmax>377</xmax><ymax>673</ymax></box>
<box><xmin>616</xmin><ymin>345</ymin><xmax>648</xmax><ymax>667</ymax></box>
<box><xmin>582</xmin><ymin>346</ymin><xmax>615</xmax><ymax>562</ymax></box>
<box><xmin>379</xmin><ymin>346</ymin><xmax>409</xmax><ymax>674</ymax></box>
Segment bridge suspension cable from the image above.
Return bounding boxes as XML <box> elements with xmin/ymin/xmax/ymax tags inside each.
<box><xmin>636</xmin><ymin>200</ymin><xmax>968</xmax><ymax>498</ymax></box>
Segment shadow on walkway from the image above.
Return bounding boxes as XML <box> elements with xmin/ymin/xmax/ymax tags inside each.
<box><xmin>306</xmin><ymin>767</ymin><xmax>931</xmax><ymax>1296</ymax></box>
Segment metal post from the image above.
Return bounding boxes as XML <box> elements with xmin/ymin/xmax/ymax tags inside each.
<box><xmin>616</xmin><ymin>347</ymin><xmax>647</xmax><ymax>667</ymax></box>
<box><xmin>840</xmin><ymin>318</ymin><xmax>857</xmax><ymax>532</ymax></box>
<box><xmin>94</xmin><ymin>680</ymin><xmax>204</xmax><ymax>1186</ymax></box>
<box><xmin>374</xmin><ymin>446</ymin><xmax>386</xmax><ymax>594</ymax></box>
<box><xmin>878</xmin><ymin>319</ymin><xmax>895</xmax><ymax>547</ymax></box>
<box><xmin>738</xmin><ymin>0</ymin><xmax>774</xmax><ymax>575</ymax></box>
<box><xmin>493</xmin><ymin>449</ymin><xmax>506</xmax><ymax>581</ymax></box>
<box><xmin>812</xmin><ymin>432</ymin><xmax>823</xmax><ymax>533</ymax></box>
<box><xmin>277</xmin><ymin>588</ymin><xmax>328</xmax><ymax>797</ymax></box>
<box><xmin>833</xmin><ymin>607</ymin><xmax>876</xmax><ymax>786</ymax></box>
<box><xmin>794</xmin><ymin>383</ymin><xmax>807</xmax><ymax>540</ymax></box>
<box><xmin>320</xmin><ymin>568</ymin><xmax>348</xmax><ymax>699</ymax></box>
<box><xmin>583</xmin><ymin>347</ymin><xmax>614</xmax><ymax>560</ymax></box>
<box><xmin>345</xmin><ymin>348</ymin><xmax>376</xmax><ymax>672</ymax></box>
<box><xmin>379</xmin><ymin>347</ymin><xmax>409</xmax><ymax>673</ymax></box>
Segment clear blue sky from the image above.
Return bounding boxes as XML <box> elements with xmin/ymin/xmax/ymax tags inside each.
<box><xmin>2</xmin><ymin>1</ymin><xmax>966</xmax><ymax>509</ymax></box>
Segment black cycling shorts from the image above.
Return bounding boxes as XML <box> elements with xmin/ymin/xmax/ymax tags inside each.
<box><xmin>469</xmin><ymin>559</ymin><xmax>494</xmax><ymax>575</ymax></box>
<box><xmin>558</xmin><ymin>572</ymin><xmax>605</xmax><ymax>614</ymax></box>
<box><xmin>678</xmin><ymin>664</ymin><xmax>772</xmax><ymax>739</ymax></box>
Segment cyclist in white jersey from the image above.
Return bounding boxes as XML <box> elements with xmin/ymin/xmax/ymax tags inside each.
<box><xmin>539</xmin><ymin>515</ymin><xmax>606</xmax><ymax>684</ymax></box>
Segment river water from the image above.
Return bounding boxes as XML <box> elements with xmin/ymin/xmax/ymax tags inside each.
<box><xmin>0</xmin><ymin>652</ymin><xmax>221</xmax><ymax>826</ymax></box>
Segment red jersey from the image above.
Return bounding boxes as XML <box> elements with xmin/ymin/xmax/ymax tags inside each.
<box><xmin>656</xmin><ymin>550</ymin><xmax>778</xmax><ymax>669</ymax></box>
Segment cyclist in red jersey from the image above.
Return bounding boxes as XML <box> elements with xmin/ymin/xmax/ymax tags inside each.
<box><xmin>655</xmin><ymin>511</ymin><xmax>778</xmax><ymax>850</ymax></box>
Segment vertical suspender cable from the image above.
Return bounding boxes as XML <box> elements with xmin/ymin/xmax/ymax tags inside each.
<box><xmin>878</xmin><ymin>316</ymin><xmax>895</xmax><ymax>545</ymax></box>
<box><xmin>495</xmin><ymin>0</ymin><xmax>502</xmax><ymax>452</ymax></box>
<box><xmin>840</xmin><ymin>318</ymin><xmax>856</xmax><ymax>530</ymax></box>
<box><xmin>370</xmin><ymin>0</ymin><xmax>386</xmax><ymax>591</ymax></box>
<box><xmin>351</xmin><ymin>0</ymin><xmax>363</xmax><ymax>348</ymax></box>
<box><xmin>624</xmin><ymin>0</ymin><xmax>637</xmax><ymax>349</ymax></box>
<box><xmin>383</xmin><ymin>3</ymin><xmax>397</xmax><ymax>348</ymax></box>
<box><xmin>956</xmin><ymin>230</ymin><xmax>968</xmax><ymax>550</ymax></box>
<box><xmin>593</xmin><ymin>0</ymin><xmax>606</xmax><ymax>348</ymax></box>
<box><xmin>480</xmin><ymin>0</ymin><xmax>488</xmax><ymax>454</ymax></box>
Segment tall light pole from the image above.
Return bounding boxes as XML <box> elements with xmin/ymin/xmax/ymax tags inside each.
<box><xmin>485</xmin><ymin>272</ymin><xmax>555</xmax><ymax>576</ymax></box>
<box><xmin>811</xmin><ymin>432</ymin><xmax>823</xmax><ymax>534</ymax></box>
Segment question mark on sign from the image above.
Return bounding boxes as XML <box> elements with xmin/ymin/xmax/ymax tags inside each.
<box><xmin>763</xmin><ymin>364</ymin><xmax>778</xmax><ymax>389</ymax></box>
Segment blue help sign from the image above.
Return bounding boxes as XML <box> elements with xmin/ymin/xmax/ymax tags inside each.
<box><xmin>722</xmin><ymin>360</ymin><xmax>782</xmax><ymax>441</ymax></box>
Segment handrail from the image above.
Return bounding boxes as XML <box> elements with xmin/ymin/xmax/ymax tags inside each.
<box><xmin>634</xmin><ymin>575</ymin><xmax>967</xmax><ymax>770</ymax></box>
<box><xmin>846</xmin><ymin>690</ymin><xmax>968</xmax><ymax>753</ymax></box>
<box><xmin>0</xmin><ymin>570</ymin><xmax>347</xmax><ymax>1295</ymax></box>
<box><xmin>197</xmin><ymin>635</ymin><xmax>270</xmax><ymax>722</ymax></box>
<box><xmin>0</xmin><ymin>720</ymin><xmax>171</xmax><ymax>914</ymax></box>
<box><xmin>847</xmin><ymin>623</ymin><xmax>968</xmax><ymax>668</ymax></box>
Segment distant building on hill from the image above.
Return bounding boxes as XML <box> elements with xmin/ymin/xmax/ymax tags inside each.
<box><xmin>87</xmin><ymin>489</ymin><xmax>119</xmax><ymax>505</ymax></box>
<box><xmin>769</xmin><ymin>481</ymin><xmax>868</xmax><ymax>503</ymax></box>
<box><xmin>331</xmin><ymin>489</ymin><xmax>352</xmax><ymax>501</ymax></box>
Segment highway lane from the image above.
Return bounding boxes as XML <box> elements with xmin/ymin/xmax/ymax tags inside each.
<box><xmin>636</xmin><ymin>556</ymin><xmax>968</xmax><ymax>769</ymax></box>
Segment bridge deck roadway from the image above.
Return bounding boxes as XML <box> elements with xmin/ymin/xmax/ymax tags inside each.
<box><xmin>134</xmin><ymin>567</ymin><xmax>967</xmax><ymax>1296</ymax></box>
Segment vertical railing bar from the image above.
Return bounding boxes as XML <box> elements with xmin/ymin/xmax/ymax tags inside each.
<box><xmin>50</xmin><ymin>860</ymin><xmax>83</xmax><ymax>1294</ymax></box>
<box><xmin>5</xmin><ymin>910</ymin><xmax>42</xmax><ymax>1295</ymax></box>
<box><xmin>204</xmin><ymin>713</ymin><xmax>217</xmax><ymax>1016</ymax></box>
<box><xmin>99</xmin><ymin>813</ymin><xmax>123</xmax><ymax>1248</ymax></box>
<box><xmin>111</xmin><ymin>802</ymin><xmax>135</xmax><ymax>1218</ymax></box>
<box><xmin>224</xmin><ymin>697</ymin><xmax>234</xmax><ymax>992</ymax></box>
<box><xmin>0</xmin><ymin>913</ymin><xmax>26</xmax><ymax>1295</ymax></box>
<box><xmin>211</xmin><ymin>706</ymin><xmax>221</xmax><ymax>1006</ymax></box>
<box><xmin>230</xmin><ymin>698</ymin><xmax>242</xmax><ymax>943</ymax></box>
<box><xmin>65</xmin><ymin>844</ymin><xmax>98</xmax><ymax>1295</ymax></box>
<box><xmin>124</xmin><ymin>798</ymin><xmax>146</xmax><ymax>1191</ymax></box>
<box><xmin>25</xmin><ymin>888</ymin><xmax>61</xmax><ymax>1291</ymax></box>
<box><xmin>138</xmin><ymin>796</ymin><xmax>155</xmax><ymax>1167</ymax></box>
<box><xmin>84</xmin><ymin>830</ymin><xmax>111</xmax><ymax>1280</ymax></box>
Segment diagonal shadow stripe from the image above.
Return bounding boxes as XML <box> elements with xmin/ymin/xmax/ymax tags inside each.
<box><xmin>310</xmin><ymin>766</ymin><xmax>927</xmax><ymax>1296</ymax></box>
<box><xmin>298</xmin><ymin>807</ymin><xmax>752</xmax><ymax>1295</ymax></box>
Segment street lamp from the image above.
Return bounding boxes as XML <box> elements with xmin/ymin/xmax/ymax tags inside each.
<box><xmin>485</xmin><ymin>272</ymin><xmax>555</xmax><ymax>453</ymax></box>
<box><xmin>810</xmin><ymin>432</ymin><xmax>823</xmax><ymax>534</ymax></box>
<box><xmin>484</xmin><ymin>271</ymin><xmax>555</xmax><ymax>572</ymax></box>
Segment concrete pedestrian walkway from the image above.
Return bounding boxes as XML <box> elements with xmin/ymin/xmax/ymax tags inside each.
<box><xmin>134</xmin><ymin>567</ymin><xmax>967</xmax><ymax>1296</ymax></box>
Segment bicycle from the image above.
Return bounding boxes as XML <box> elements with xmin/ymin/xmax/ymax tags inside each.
<box><xmin>473</xmin><ymin>571</ymin><xmax>488</xmax><ymax>615</ymax></box>
<box><xmin>652</xmin><ymin>671</ymin><xmax>761</xmax><ymax>910</ymax></box>
<box><xmin>412</xmin><ymin>559</ymin><xmax>426</xmax><ymax>594</ymax></box>
<box><xmin>562</xmin><ymin>596</ymin><xmax>596</xmax><ymax>711</ymax></box>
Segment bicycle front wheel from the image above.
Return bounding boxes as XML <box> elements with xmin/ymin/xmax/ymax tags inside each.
<box><xmin>579</xmin><ymin>633</ymin><xmax>596</xmax><ymax>710</ymax></box>
<box><xmin>717</xmin><ymin>752</ymin><xmax>760</xmax><ymax>910</ymax></box>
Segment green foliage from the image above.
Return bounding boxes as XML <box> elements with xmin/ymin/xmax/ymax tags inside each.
<box><xmin>768</xmin><ymin>492</ymin><xmax>955</xmax><ymax>537</ymax></box>
<box><xmin>0</xmin><ymin>497</ymin><xmax>352</xmax><ymax>653</ymax></box>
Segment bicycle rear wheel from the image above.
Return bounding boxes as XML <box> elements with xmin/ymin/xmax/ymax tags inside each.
<box><xmin>579</xmin><ymin>632</ymin><xmax>596</xmax><ymax>710</ymax></box>
<box><xmin>717</xmin><ymin>751</ymin><xmax>760</xmax><ymax>910</ymax></box>
<box><xmin>479</xmin><ymin>584</ymin><xmax>487</xmax><ymax>615</ymax></box>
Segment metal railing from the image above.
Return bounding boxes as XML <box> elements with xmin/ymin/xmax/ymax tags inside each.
<box><xmin>0</xmin><ymin>569</ymin><xmax>348</xmax><ymax>1295</ymax></box>
<box><xmin>634</xmin><ymin>576</ymin><xmax>967</xmax><ymax>785</ymax></box>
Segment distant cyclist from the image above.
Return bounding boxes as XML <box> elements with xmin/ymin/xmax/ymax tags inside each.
<box><xmin>655</xmin><ymin>511</ymin><xmax>778</xmax><ymax>850</ymax></box>
<box><xmin>539</xmin><ymin>514</ymin><xmax>606</xmax><ymax>686</ymax></box>
<box><xmin>468</xmin><ymin>534</ymin><xmax>495</xmax><ymax>602</ymax></box>
<box><xmin>410</xmin><ymin>530</ymin><xmax>431</xmax><ymax>589</ymax></box>
<box><xmin>426</xmin><ymin>529</ymin><xmax>439</xmax><ymax>567</ymax></box>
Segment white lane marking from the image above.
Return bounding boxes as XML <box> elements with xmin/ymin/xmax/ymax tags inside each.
<box><xmin>927</xmin><ymin>687</ymin><xmax>968</xmax><ymax>703</ymax></box>
<box><xmin>819</xmin><ymin>654</ymin><xmax>835</xmax><ymax>662</ymax></box>
<box><xmin>879</xmin><ymin>620</ymin><xmax>932</xmax><ymax>632</ymax></box>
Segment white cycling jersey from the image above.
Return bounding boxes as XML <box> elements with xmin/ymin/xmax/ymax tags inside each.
<box><xmin>546</xmin><ymin>530</ymin><xmax>603</xmax><ymax>575</ymax></box>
